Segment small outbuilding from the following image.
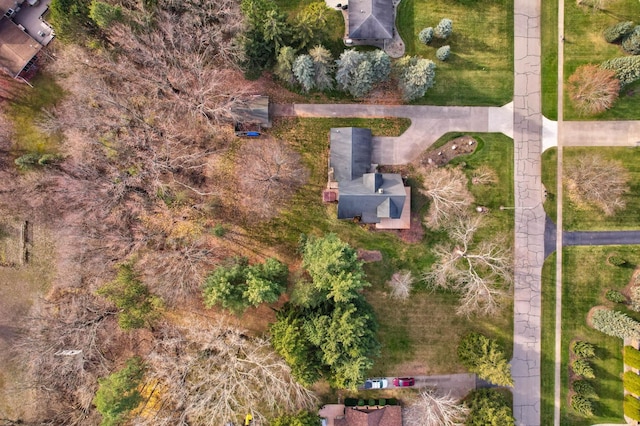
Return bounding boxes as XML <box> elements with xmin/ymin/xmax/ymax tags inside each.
<box><xmin>233</xmin><ymin>95</ymin><xmax>271</xmax><ymax>137</ymax></box>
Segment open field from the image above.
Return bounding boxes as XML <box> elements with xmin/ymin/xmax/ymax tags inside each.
<box><xmin>541</xmin><ymin>147</ymin><xmax>640</xmax><ymax>230</ymax></box>
<box><xmin>540</xmin><ymin>246</ymin><xmax>640</xmax><ymax>425</ymax></box>
<box><xmin>397</xmin><ymin>0</ymin><xmax>513</xmax><ymax>106</ymax></box>
<box><xmin>542</xmin><ymin>0</ymin><xmax>640</xmax><ymax>120</ymax></box>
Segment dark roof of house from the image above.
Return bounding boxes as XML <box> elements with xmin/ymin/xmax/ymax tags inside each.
<box><xmin>348</xmin><ymin>0</ymin><xmax>394</xmax><ymax>40</ymax></box>
<box><xmin>330</xmin><ymin>127</ymin><xmax>373</xmax><ymax>182</ymax></box>
<box><xmin>338</xmin><ymin>173</ymin><xmax>406</xmax><ymax>223</ymax></box>
<box><xmin>0</xmin><ymin>18</ymin><xmax>41</xmax><ymax>77</ymax></box>
<box><xmin>335</xmin><ymin>406</ymin><xmax>402</xmax><ymax>426</ymax></box>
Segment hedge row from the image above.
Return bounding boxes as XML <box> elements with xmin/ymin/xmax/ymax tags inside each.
<box><xmin>624</xmin><ymin>371</ymin><xmax>640</xmax><ymax>396</ymax></box>
<box><xmin>625</xmin><ymin>395</ymin><xmax>640</xmax><ymax>422</ymax></box>
<box><xmin>345</xmin><ymin>398</ymin><xmax>397</xmax><ymax>407</ymax></box>
<box><xmin>625</xmin><ymin>346</ymin><xmax>640</xmax><ymax>370</ymax></box>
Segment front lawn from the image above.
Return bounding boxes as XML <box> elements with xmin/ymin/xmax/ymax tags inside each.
<box><xmin>542</xmin><ymin>0</ymin><xmax>640</xmax><ymax>120</ymax></box>
<box><xmin>541</xmin><ymin>246</ymin><xmax>640</xmax><ymax>425</ymax></box>
<box><xmin>397</xmin><ymin>0</ymin><xmax>513</xmax><ymax>106</ymax></box>
<box><xmin>541</xmin><ymin>147</ymin><xmax>640</xmax><ymax>230</ymax></box>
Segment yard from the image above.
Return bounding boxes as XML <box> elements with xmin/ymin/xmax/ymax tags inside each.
<box><xmin>397</xmin><ymin>0</ymin><xmax>513</xmax><ymax>106</ymax></box>
<box><xmin>541</xmin><ymin>0</ymin><xmax>640</xmax><ymax>120</ymax></box>
<box><xmin>541</xmin><ymin>147</ymin><xmax>640</xmax><ymax>230</ymax></box>
<box><xmin>259</xmin><ymin>121</ymin><xmax>515</xmax><ymax>377</ymax></box>
<box><xmin>540</xmin><ymin>246</ymin><xmax>640</xmax><ymax>425</ymax></box>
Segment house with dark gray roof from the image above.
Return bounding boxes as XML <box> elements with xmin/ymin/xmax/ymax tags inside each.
<box><xmin>348</xmin><ymin>0</ymin><xmax>395</xmax><ymax>41</ymax></box>
<box><xmin>328</xmin><ymin>127</ymin><xmax>410</xmax><ymax>229</ymax></box>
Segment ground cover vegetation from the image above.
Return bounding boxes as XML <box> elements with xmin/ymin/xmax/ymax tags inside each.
<box><xmin>541</xmin><ymin>0</ymin><xmax>640</xmax><ymax>119</ymax></box>
<box><xmin>464</xmin><ymin>388</ymin><xmax>515</xmax><ymax>425</ymax></box>
<box><xmin>540</xmin><ymin>246</ymin><xmax>640</xmax><ymax>425</ymax></box>
<box><xmin>542</xmin><ymin>147</ymin><xmax>640</xmax><ymax>230</ymax></box>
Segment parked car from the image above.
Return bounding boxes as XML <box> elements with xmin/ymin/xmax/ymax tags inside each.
<box><xmin>364</xmin><ymin>378</ymin><xmax>388</xmax><ymax>389</ymax></box>
<box><xmin>392</xmin><ymin>377</ymin><xmax>415</xmax><ymax>387</ymax></box>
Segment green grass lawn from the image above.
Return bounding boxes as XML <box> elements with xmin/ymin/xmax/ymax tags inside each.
<box><xmin>541</xmin><ymin>147</ymin><xmax>640</xmax><ymax>230</ymax></box>
<box><xmin>542</xmin><ymin>0</ymin><xmax>640</xmax><ymax>120</ymax></box>
<box><xmin>260</xmin><ymin>120</ymin><xmax>515</xmax><ymax>376</ymax></box>
<box><xmin>540</xmin><ymin>246</ymin><xmax>640</xmax><ymax>425</ymax></box>
<box><xmin>396</xmin><ymin>0</ymin><xmax>513</xmax><ymax>106</ymax></box>
<box><xmin>8</xmin><ymin>74</ymin><xmax>65</xmax><ymax>155</ymax></box>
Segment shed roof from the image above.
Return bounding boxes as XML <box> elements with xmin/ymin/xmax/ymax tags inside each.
<box><xmin>348</xmin><ymin>0</ymin><xmax>394</xmax><ymax>40</ymax></box>
<box><xmin>0</xmin><ymin>18</ymin><xmax>41</xmax><ymax>77</ymax></box>
<box><xmin>233</xmin><ymin>95</ymin><xmax>271</xmax><ymax>127</ymax></box>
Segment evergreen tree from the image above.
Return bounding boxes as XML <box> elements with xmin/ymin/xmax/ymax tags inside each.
<box><xmin>309</xmin><ymin>45</ymin><xmax>334</xmax><ymax>90</ymax></box>
<box><xmin>89</xmin><ymin>0</ymin><xmax>122</xmax><ymax>28</ymax></box>
<box><xmin>465</xmin><ymin>389</ymin><xmax>516</xmax><ymax>426</ymax></box>
<box><xmin>457</xmin><ymin>332</ymin><xmax>513</xmax><ymax>386</ymax></box>
<box><xmin>275</xmin><ymin>46</ymin><xmax>297</xmax><ymax>84</ymax></box>
<box><xmin>350</xmin><ymin>60</ymin><xmax>374</xmax><ymax>98</ymax></box>
<box><xmin>434</xmin><ymin>18</ymin><xmax>453</xmax><ymax>40</ymax></box>
<box><xmin>622</xmin><ymin>26</ymin><xmax>640</xmax><ymax>55</ymax></box>
<box><xmin>335</xmin><ymin>49</ymin><xmax>366</xmax><ymax>94</ymax></box>
<box><xmin>601</xmin><ymin>56</ymin><xmax>640</xmax><ymax>86</ymax></box>
<box><xmin>293</xmin><ymin>54</ymin><xmax>316</xmax><ymax>92</ymax></box>
<box><xmin>93</xmin><ymin>357</ymin><xmax>146</xmax><ymax>426</ymax></box>
<box><xmin>395</xmin><ymin>56</ymin><xmax>437</xmax><ymax>101</ymax></box>
<box><xmin>603</xmin><ymin>21</ymin><xmax>635</xmax><ymax>43</ymax></box>
<box><xmin>366</xmin><ymin>50</ymin><xmax>392</xmax><ymax>84</ymax></box>
<box><xmin>419</xmin><ymin>27</ymin><xmax>434</xmax><ymax>45</ymax></box>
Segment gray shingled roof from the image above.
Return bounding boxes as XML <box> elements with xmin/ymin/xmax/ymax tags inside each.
<box><xmin>348</xmin><ymin>0</ymin><xmax>394</xmax><ymax>40</ymax></box>
<box><xmin>329</xmin><ymin>127</ymin><xmax>373</xmax><ymax>182</ymax></box>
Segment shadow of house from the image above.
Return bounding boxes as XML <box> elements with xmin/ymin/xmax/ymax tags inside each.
<box><xmin>232</xmin><ymin>95</ymin><xmax>271</xmax><ymax>137</ymax></box>
<box><xmin>0</xmin><ymin>0</ymin><xmax>54</xmax><ymax>79</ymax></box>
<box><xmin>348</xmin><ymin>0</ymin><xmax>394</xmax><ymax>42</ymax></box>
<box><xmin>328</xmin><ymin>127</ymin><xmax>410</xmax><ymax>229</ymax></box>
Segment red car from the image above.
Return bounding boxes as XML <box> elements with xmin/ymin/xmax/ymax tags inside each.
<box><xmin>393</xmin><ymin>377</ymin><xmax>415</xmax><ymax>387</ymax></box>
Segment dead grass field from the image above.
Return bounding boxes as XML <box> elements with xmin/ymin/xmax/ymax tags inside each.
<box><xmin>0</xmin><ymin>220</ymin><xmax>56</xmax><ymax>419</ymax></box>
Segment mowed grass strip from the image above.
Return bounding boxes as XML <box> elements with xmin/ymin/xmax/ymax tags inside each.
<box><xmin>543</xmin><ymin>0</ymin><xmax>640</xmax><ymax>120</ymax></box>
<box><xmin>541</xmin><ymin>246</ymin><xmax>640</xmax><ymax>425</ymax></box>
<box><xmin>540</xmin><ymin>255</ymin><xmax>557</xmax><ymax>426</ymax></box>
<box><xmin>542</xmin><ymin>147</ymin><xmax>640</xmax><ymax>230</ymax></box>
<box><xmin>397</xmin><ymin>0</ymin><xmax>513</xmax><ymax>106</ymax></box>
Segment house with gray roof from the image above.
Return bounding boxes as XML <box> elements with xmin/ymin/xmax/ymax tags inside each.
<box><xmin>328</xmin><ymin>127</ymin><xmax>410</xmax><ymax>229</ymax></box>
<box><xmin>348</xmin><ymin>0</ymin><xmax>395</xmax><ymax>41</ymax></box>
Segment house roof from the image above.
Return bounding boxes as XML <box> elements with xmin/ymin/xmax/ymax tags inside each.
<box><xmin>0</xmin><ymin>18</ymin><xmax>41</xmax><ymax>77</ymax></box>
<box><xmin>0</xmin><ymin>0</ymin><xmax>15</xmax><ymax>15</ymax></box>
<box><xmin>330</xmin><ymin>127</ymin><xmax>373</xmax><ymax>182</ymax></box>
<box><xmin>335</xmin><ymin>406</ymin><xmax>402</xmax><ymax>426</ymax></box>
<box><xmin>337</xmin><ymin>173</ymin><xmax>406</xmax><ymax>223</ymax></box>
<box><xmin>348</xmin><ymin>0</ymin><xmax>394</xmax><ymax>40</ymax></box>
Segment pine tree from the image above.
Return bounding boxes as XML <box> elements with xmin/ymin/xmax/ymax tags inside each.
<box><xmin>274</xmin><ymin>46</ymin><xmax>297</xmax><ymax>84</ymax></box>
<box><xmin>309</xmin><ymin>45</ymin><xmax>334</xmax><ymax>91</ymax></box>
<box><xmin>293</xmin><ymin>54</ymin><xmax>316</xmax><ymax>92</ymax></box>
<box><xmin>434</xmin><ymin>18</ymin><xmax>453</xmax><ymax>40</ymax></box>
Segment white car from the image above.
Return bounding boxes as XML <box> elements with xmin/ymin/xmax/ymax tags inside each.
<box><xmin>364</xmin><ymin>378</ymin><xmax>388</xmax><ymax>389</ymax></box>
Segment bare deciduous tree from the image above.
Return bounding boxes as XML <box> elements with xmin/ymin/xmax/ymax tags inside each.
<box><xmin>420</xmin><ymin>167</ymin><xmax>473</xmax><ymax>229</ymax></box>
<box><xmin>134</xmin><ymin>321</ymin><xmax>318</xmax><ymax>425</ymax></box>
<box><xmin>403</xmin><ymin>389</ymin><xmax>469</xmax><ymax>426</ymax></box>
<box><xmin>236</xmin><ymin>138</ymin><xmax>308</xmax><ymax>220</ymax></box>
<box><xmin>423</xmin><ymin>215</ymin><xmax>512</xmax><ymax>317</ymax></box>
<box><xmin>565</xmin><ymin>154</ymin><xmax>630</xmax><ymax>216</ymax></box>
<box><xmin>471</xmin><ymin>165</ymin><xmax>498</xmax><ymax>186</ymax></box>
<box><xmin>388</xmin><ymin>270</ymin><xmax>414</xmax><ymax>300</ymax></box>
<box><xmin>567</xmin><ymin>65</ymin><xmax>620</xmax><ymax>115</ymax></box>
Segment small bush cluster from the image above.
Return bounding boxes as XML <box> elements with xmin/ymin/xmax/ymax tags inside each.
<box><xmin>435</xmin><ymin>18</ymin><xmax>453</xmax><ymax>40</ymax></box>
<box><xmin>631</xmin><ymin>286</ymin><xmax>640</xmax><ymax>312</ymax></box>
<box><xmin>622</xmin><ymin>26</ymin><xmax>640</xmax><ymax>55</ymax></box>
<box><xmin>571</xmin><ymin>395</ymin><xmax>594</xmax><ymax>417</ymax></box>
<box><xmin>609</xmin><ymin>255</ymin><xmax>628</xmax><ymax>267</ymax></box>
<box><xmin>572</xmin><ymin>341</ymin><xmax>596</xmax><ymax>358</ymax></box>
<box><xmin>346</xmin><ymin>398</ymin><xmax>395</xmax><ymax>407</ymax></box>
<box><xmin>573</xmin><ymin>380</ymin><xmax>598</xmax><ymax>399</ymax></box>
<box><xmin>419</xmin><ymin>27</ymin><xmax>434</xmax><ymax>45</ymax></box>
<box><xmin>436</xmin><ymin>45</ymin><xmax>451</xmax><ymax>61</ymax></box>
<box><xmin>14</xmin><ymin>153</ymin><xmax>63</xmax><ymax>169</ymax></box>
<box><xmin>601</xmin><ymin>56</ymin><xmax>640</xmax><ymax>87</ymax></box>
<box><xmin>625</xmin><ymin>371</ymin><xmax>640</xmax><ymax>396</ymax></box>
<box><xmin>625</xmin><ymin>395</ymin><xmax>640</xmax><ymax>422</ymax></box>
<box><xmin>572</xmin><ymin>359</ymin><xmax>595</xmax><ymax>379</ymax></box>
<box><xmin>591</xmin><ymin>308</ymin><xmax>640</xmax><ymax>339</ymax></box>
<box><xmin>603</xmin><ymin>21</ymin><xmax>635</xmax><ymax>43</ymax></box>
<box><xmin>606</xmin><ymin>289</ymin><xmax>627</xmax><ymax>303</ymax></box>
<box><xmin>625</xmin><ymin>346</ymin><xmax>640</xmax><ymax>370</ymax></box>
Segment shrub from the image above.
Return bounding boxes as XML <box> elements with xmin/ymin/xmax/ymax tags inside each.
<box><xmin>601</xmin><ymin>56</ymin><xmax>640</xmax><ymax>87</ymax></box>
<box><xmin>434</xmin><ymin>18</ymin><xmax>453</xmax><ymax>39</ymax></box>
<box><xmin>572</xmin><ymin>341</ymin><xmax>596</xmax><ymax>358</ymax></box>
<box><xmin>622</xmin><ymin>26</ymin><xmax>640</xmax><ymax>55</ymax></box>
<box><xmin>368</xmin><ymin>399</ymin><xmax>375</xmax><ymax>406</ymax></box>
<box><xmin>572</xmin><ymin>359</ymin><xmax>595</xmax><ymax>379</ymax></box>
<box><xmin>631</xmin><ymin>286</ymin><xmax>640</xmax><ymax>312</ymax></box>
<box><xmin>625</xmin><ymin>346</ymin><xmax>640</xmax><ymax>370</ymax></box>
<box><xmin>211</xmin><ymin>224</ymin><xmax>227</xmax><ymax>237</ymax></box>
<box><xmin>591</xmin><ymin>308</ymin><xmax>640</xmax><ymax>339</ymax></box>
<box><xmin>419</xmin><ymin>27</ymin><xmax>434</xmax><ymax>44</ymax></box>
<box><xmin>89</xmin><ymin>0</ymin><xmax>123</xmax><ymax>28</ymax></box>
<box><xmin>573</xmin><ymin>380</ymin><xmax>598</xmax><ymax>399</ymax></box>
<box><xmin>624</xmin><ymin>395</ymin><xmax>640</xmax><ymax>422</ymax></box>
<box><xmin>387</xmin><ymin>398</ymin><xmax>397</xmax><ymax>405</ymax></box>
<box><xmin>94</xmin><ymin>357</ymin><xmax>146</xmax><ymax>426</ymax></box>
<box><xmin>345</xmin><ymin>398</ymin><xmax>358</xmax><ymax>407</ymax></box>
<box><xmin>603</xmin><ymin>21</ymin><xmax>635</xmax><ymax>43</ymax></box>
<box><xmin>458</xmin><ymin>332</ymin><xmax>513</xmax><ymax>386</ymax></box>
<box><xmin>436</xmin><ymin>45</ymin><xmax>451</xmax><ymax>61</ymax></box>
<box><xmin>464</xmin><ymin>389</ymin><xmax>515</xmax><ymax>425</ymax></box>
<box><xmin>358</xmin><ymin>399</ymin><xmax>365</xmax><ymax>406</ymax></box>
<box><xmin>378</xmin><ymin>398</ymin><xmax>386</xmax><ymax>406</ymax></box>
<box><xmin>606</xmin><ymin>289</ymin><xmax>627</xmax><ymax>303</ymax></box>
<box><xmin>571</xmin><ymin>395</ymin><xmax>594</xmax><ymax>417</ymax></box>
<box><xmin>624</xmin><ymin>371</ymin><xmax>640</xmax><ymax>396</ymax></box>
<box><xmin>609</xmin><ymin>255</ymin><xmax>627</xmax><ymax>267</ymax></box>
<box><xmin>567</xmin><ymin>65</ymin><xmax>619</xmax><ymax>115</ymax></box>
<box><xmin>394</xmin><ymin>55</ymin><xmax>437</xmax><ymax>102</ymax></box>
